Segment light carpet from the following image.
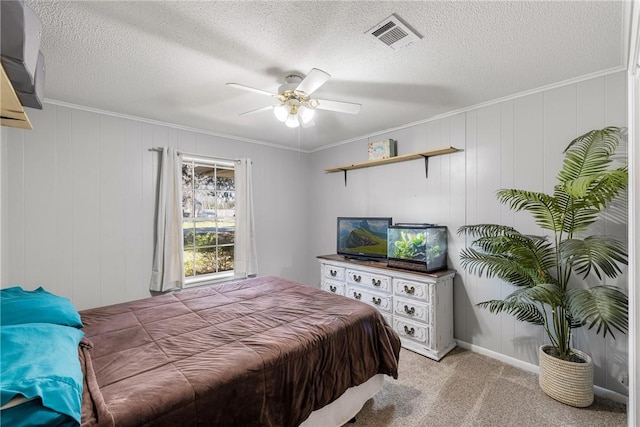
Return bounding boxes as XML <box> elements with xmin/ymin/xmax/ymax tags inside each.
<box><xmin>349</xmin><ymin>347</ymin><xmax>626</xmax><ymax>426</ymax></box>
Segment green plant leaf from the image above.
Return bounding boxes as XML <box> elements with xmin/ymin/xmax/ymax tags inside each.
<box><xmin>460</xmin><ymin>248</ymin><xmax>537</xmax><ymax>287</ymax></box>
<box><xmin>580</xmin><ymin>168</ymin><xmax>628</xmax><ymax>209</ymax></box>
<box><xmin>563</xmin><ymin>176</ymin><xmax>599</xmax><ymax>199</ymax></box>
<box><xmin>495</xmin><ymin>190</ymin><xmax>561</xmax><ymax>232</ymax></box>
<box><xmin>552</xmin><ymin>127</ymin><xmax>627</xmax><ymax>235</ymax></box>
<box><xmin>477</xmin><ymin>299</ymin><xmax>545</xmax><ymax>325</ymax></box>
<box><xmin>561</xmin><ymin>236</ymin><xmax>628</xmax><ymax>279</ymax></box>
<box><xmin>506</xmin><ymin>283</ymin><xmax>563</xmax><ymax>307</ymax></box>
<box><xmin>567</xmin><ymin>286</ymin><xmax>629</xmax><ymax>337</ymax></box>
<box><xmin>557</xmin><ymin>169</ymin><xmax>628</xmax><ymax>233</ymax></box>
<box><xmin>457</xmin><ymin>224</ymin><xmax>519</xmax><ymax>238</ymax></box>
<box><xmin>558</xmin><ymin>127</ymin><xmax>622</xmax><ymax>182</ymax></box>
<box><xmin>459</xmin><ymin>225</ymin><xmax>556</xmax><ymax>285</ymax></box>
<box><xmin>563</xmin><ymin>169</ymin><xmax>627</xmax><ymax>200</ymax></box>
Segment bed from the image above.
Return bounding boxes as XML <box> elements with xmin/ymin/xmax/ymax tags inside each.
<box><xmin>1</xmin><ymin>276</ymin><xmax>401</xmax><ymax>427</ymax></box>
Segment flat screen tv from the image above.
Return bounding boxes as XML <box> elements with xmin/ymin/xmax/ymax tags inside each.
<box><xmin>337</xmin><ymin>217</ymin><xmax>392</xmax><ymax>261</ymax></box>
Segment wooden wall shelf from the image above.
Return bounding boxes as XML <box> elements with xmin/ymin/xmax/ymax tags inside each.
<box><xmin>1</xmin><ymin>64</ymin><xmax>32</xmax><ymax>130</ymax></box>
<box><xmin>324</xmin><ymin>146</ymin><xmax>460</xmax><ymax>185</ymax></box>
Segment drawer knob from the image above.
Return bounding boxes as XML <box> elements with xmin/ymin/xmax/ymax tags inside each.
<box><xmin>329</xmin><ymin>285</ymin><xmax>337</xmax><ymax>293</ymax></box>
<box><xmin>372</xmin><ymin>297</ymin><xmax>382</xmax><ymax>305</ymax></box>
<box><xmin>403</xmin><ymin>285</ymin><xmax>416</xmax><ymax>295</ymax></box>
<box><xmin>404</xmin><ymin>325</ymin><xmax>415</xmax><ymax>336</ymax></box>
<box><xmin>404</xmin><ymin>305</ymin><xmax>415</xmax><ymax>315</ymax></box>
<box><xmin>372</xmin><ymin>278</ymin><xmax>381</xmax><ymax>287</ymax></box>
<box><xmin>353</xmin><ymin>274</ymin><xmax>362</xmax><ymax>282</ymax></box>
<box><xmin>353</xmin><ymin>292</ymin><xmax>362</xmax><ymax>300</ymax></box>
<box><xmin>330</xmin><ymin>269</ymin><xmax>337</xmax><ymax>277</ymax></box>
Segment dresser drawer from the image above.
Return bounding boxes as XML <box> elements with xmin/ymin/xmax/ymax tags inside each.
<box><xmin>394</xmin><ymin>296</ymin><xmax>430</xmax><ymax>323</ymax></box>
<box><xmin>321</xmin><ymin>279</ymin><xmax>345</xmax><ymax>296</ymax></box>
<box><xmin>393</xmin><ymin>278</ymin><xmax>430</xmax><ymax>302</ymax></box>
<box><xmin>346</xmin><ymin>285</ymin><xmax>392</xmax><ymax>313</ymax></box>
<box><xmin>322</xmin><ymin>264</ymin><xmax>345</xmax><ymax>281</ymax></box>
<box><xmin>394</xmin><ymin>317</ymin><xmax>429</xmax><ymax>345</ymax></box>
<box><xmin>346</xmin><ymin>269</ymin><xmax>391</xmax><ymax>292</ymax></box>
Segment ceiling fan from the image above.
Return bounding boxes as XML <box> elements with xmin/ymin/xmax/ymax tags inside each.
<box><xmin>226</xmin><ymin>68</ymin><xmax>361</xmax><ymax>128</ymax></box>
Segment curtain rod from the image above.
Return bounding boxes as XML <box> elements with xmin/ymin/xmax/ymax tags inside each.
<box><xmin>148</xmin><ymin>147</ymin><xmax>240</xmax><ymax>163</ymax></box>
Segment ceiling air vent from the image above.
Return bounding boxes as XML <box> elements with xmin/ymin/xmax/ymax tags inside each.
<box><xmin>366</xmin><ymin>14</ymin><xmax>422</xmax><ymax>51</ymax></box>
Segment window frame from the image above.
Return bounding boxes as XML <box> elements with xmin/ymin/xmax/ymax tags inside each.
<box><xmin>181</xmin><ymin>155</ymin><xmax>236</xmax><ymax>286</ymax></box>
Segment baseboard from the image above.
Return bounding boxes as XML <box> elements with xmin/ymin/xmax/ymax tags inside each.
<box><xmin>455</xmin><ymin>340</ymin><xmax>628</xmax><ymax>405</ymax></box>
<box><xmin>593</xmin><ymin>385</ymin><xmax>629</xmax><ymax>405</ymax></box>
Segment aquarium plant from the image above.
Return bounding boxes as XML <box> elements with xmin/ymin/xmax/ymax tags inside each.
<box><xmin>393</xmin><ymin>231</ymin><xmax>426</xmax><ymax>260</ymax></box>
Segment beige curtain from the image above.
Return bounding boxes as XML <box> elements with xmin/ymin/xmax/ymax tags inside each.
<box><xmin>234</xmin><ymin>158</ymin><xmax>258</xmax><ymax>278</ymax></box>
<box><xmin>150</xmin><ymin>147</ymin><xmax>184</xmax><ymax>292</ymax></box>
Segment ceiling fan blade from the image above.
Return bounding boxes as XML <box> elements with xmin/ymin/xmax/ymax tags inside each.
<box><xmin>239</xmin><ymin>105</ymin><xmax>275</xmax><ymax>116</ymax></box>
<box><xmin>314</xmin><ymin>99</ymin><xmax>361</xmax><ymax>115</ymax></box>
<box><xmin>226</xmin><ymin>83</ymin><xmax>277</xmax><ymax>97</ymax></box>
<box><xmin>295</xmin><ymin>68</ymin><xmax>330</xmax><ymax>95</ymax></box>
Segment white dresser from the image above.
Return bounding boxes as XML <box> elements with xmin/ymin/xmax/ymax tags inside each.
<box><xmin>318</xmin><ymin>254</ymin><xmax>456</xmax><ymax>361</ymax></box>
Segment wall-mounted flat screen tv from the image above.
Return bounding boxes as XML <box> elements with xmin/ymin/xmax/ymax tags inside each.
<box><xmin>337</xmin><ymin>217</ymin><xmax>392</xmax><ymax>261</ymax></box>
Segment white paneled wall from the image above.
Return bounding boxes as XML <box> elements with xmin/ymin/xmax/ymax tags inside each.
<box><xmin>3</xmin><ymin>104</ymin><xmax>310</xmax><ymax>310</ymax></box>
<box><xmin>308</xmin><ymin>71</ymin><xmax>628</xmax><ymax>394</ymax></box>
<box><xmin>1</xmin><ymin>71</ymin><xmax>628</xmax><ymax>396</ymax></box>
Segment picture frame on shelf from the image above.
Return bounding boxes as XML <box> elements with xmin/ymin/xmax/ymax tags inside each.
<box><xmin>368</xmin><ymin>139</ymin><xmax>397</xmax><ymax>160</ymax></box>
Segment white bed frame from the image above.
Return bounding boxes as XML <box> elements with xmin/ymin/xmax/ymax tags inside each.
<box><xmin>300</xmin><ymin>374</ymin><xmax>385</xmax><ymax>427</ymax></box>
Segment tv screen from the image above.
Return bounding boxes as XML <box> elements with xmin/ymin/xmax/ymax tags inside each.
<box><xmin>337</xmin><ymin>217</ymin><xmax>392</xmax><ymax>261</ymax></box>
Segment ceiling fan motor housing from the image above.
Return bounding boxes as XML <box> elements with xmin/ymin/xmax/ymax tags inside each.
<box><xmin>278</xmin><ymin>74</ymin><xmax>303</xmax><ymax>93</ymax></box>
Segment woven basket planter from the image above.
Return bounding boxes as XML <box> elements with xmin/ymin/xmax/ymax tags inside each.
<box><xmin>538</xmin><ymin>345</ymin><xmax>593</xmax><ymax>407</ymax></box>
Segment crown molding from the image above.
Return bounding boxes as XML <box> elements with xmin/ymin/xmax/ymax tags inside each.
<box><xmin>42</xmin><ymin>99</ymin><xmax>312</xmax><ymax>153</ymax></box>
<box><xmin>311</xmin><ymin>66</ymin><xmax>627</xmax><ymax>153</ymax></box>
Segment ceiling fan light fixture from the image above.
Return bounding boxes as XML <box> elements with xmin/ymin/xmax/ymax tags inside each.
<box><xmin>274</xmin><ymin>104</ymin><xmax>288</xmax><ymax>122</ymax></box>
<box><xmin>299</xmin><ymin>105</ymin><xmax>315</xmax><ymax>124</ymax></box>
<box><xmin>229</xmin><ymin>67</ymin><xmax>361</xmax><ymax>127</ymax></box>
<box><xmin>285</xmin><ymin>114</ymin><xmax>300</xmax><ymax>128</ymax></box>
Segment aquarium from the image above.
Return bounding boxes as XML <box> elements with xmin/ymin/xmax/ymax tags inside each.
<box><xmin>387</xmin><ymin>224</ymin><xmax>448</xmax><ymax>272</ymax></box>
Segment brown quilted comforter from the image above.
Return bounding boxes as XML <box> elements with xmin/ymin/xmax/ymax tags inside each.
<box><xmin>79</xmin><ymin>276</ymin><xmax>401</xmax><ymax>427</ymax></box>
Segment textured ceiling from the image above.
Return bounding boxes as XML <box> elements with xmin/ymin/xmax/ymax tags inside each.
<box><xmin>28</xmin><ymin>1</ymin><xmax>628</xmax><ymax>151</ymax></box>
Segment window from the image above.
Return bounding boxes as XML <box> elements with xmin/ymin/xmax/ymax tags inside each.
<box><xmin>181</xmin><ymin>156</ymin><xmax>235</xmax><ymax>283</ymax></box>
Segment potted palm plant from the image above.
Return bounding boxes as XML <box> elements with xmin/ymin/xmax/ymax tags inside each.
<box><xmin>458</xmin><ymin>126</ymin><xmax>628</xmax><ymax>407</ymax></box>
